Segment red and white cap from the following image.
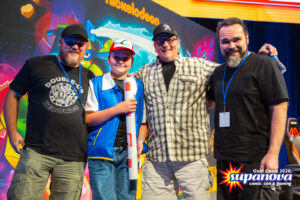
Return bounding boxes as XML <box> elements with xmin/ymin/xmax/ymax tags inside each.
<box><xmin>109</xmin><ymin>39</ymin><xmax>135</xmax><ymax>55</ymax></box>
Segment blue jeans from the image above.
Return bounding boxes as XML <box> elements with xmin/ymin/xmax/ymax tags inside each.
<box><xmin>88</xmin><ymin>147</ymin><xmax>136</xmax><ymax>200</ymax></box>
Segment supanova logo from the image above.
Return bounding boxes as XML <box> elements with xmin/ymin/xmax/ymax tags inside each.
<box><xmin>219</xmin><ymin>162</ymin><xmax>293</xmax><ymax>192</ymax></box>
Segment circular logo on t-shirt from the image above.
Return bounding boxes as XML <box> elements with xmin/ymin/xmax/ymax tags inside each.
<box><xmin>49</xmin><ymin>82</ymin><xmax>77</xmax><ymax>107</ymax></box>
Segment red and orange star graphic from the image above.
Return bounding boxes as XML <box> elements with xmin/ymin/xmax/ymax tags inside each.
<box><xmin>219</xmin><ymin>162</ymin><xmax>244</xmax><ymax>192</ymax></box>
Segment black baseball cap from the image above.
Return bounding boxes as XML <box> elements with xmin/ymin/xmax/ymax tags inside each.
<box><xmin>152</xmin><ymin>23</ymin><xmax>178</xmax><ymax>40</ymax></box>
<box><xmin>61</xmin><ymin>24</ymin><xmax>88</xmax><ymax>41</ymax></box>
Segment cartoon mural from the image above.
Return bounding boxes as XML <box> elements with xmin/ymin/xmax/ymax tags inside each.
<box><xmin>0</xmin><ymin>0</ymin><xmax>218</xmax><ymax>199</ymax></box>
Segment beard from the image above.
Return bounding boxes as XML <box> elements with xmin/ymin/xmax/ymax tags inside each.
<box><xmin>59</xmin><ymin>49</ymin><xmax>84</xmax><ymax>68</ymax></box>
<box><xmin>227</xmin><ymin>56</ymin><xmax>242</xmax><ymax>68</ymax></box>
<box><xmin>158</xmin><ymin>49</ymin><xmax>177</xmax><ymax>62</ymax></box>
<box><xmin>223</xmin><ymin>48</ymin><xmax>247</xmax><ymax>68</ymax></box>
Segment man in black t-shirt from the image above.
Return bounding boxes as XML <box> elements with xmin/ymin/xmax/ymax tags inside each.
<box><xmin>4</xmin><ymin>24</ymin><xmax>94</xmax><ymax>200</ymax></box>
<box><xmin>208</xmin><ymin>18</ymin><xmax>288</xmax><ymax>200</ymax></box>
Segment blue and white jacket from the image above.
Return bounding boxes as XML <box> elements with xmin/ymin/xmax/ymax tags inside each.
<box><xmin>85</xmin><ymin>72</ymin><xmax>144</xmax><ymax>161</ymax></box>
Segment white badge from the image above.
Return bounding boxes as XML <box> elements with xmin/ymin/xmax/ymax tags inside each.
<box><xmin>219</xmin><ymin>112</ymin><xmax>230</xmax><ymax>127</ymax></box>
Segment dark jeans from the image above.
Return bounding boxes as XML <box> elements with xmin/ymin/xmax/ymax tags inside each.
<box><xmin>217</xmin><ymin>159</ymin><xmax>280</xmax><ymax>200</ymax></box>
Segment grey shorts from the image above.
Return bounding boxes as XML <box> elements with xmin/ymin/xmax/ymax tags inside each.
<box><xmin>141</xmin><ymin>158</ymin><xmax>213</xmax><ymax>200</ymax></box>
<box><xmin>7</xmin><ymin>147</ymin><xmax>86</xmax><ymax>200</ymax></box>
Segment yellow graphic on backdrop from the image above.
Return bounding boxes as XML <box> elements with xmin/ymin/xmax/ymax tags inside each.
<box><xmin>105</xmin><ymin>0</ymin><xmax>160</xmax><ymax>26</ymax></box>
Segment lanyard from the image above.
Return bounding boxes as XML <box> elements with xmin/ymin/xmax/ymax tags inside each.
<box><xmin>56</xmin><ymin>56</ymin><xmax>82</xmax><ymax>103</ymax></box>
<box><xmin>222</xmin><ymin>50</ymin><xmax>249</xmax><ymax>110</ymax></box>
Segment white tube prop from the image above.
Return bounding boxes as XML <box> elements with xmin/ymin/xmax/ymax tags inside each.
<box><xmin>124</xmin><ymin>77</ymin><xmax>138</xmax><ymax>180</ymax></box>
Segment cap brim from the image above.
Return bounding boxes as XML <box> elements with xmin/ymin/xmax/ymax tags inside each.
<box><xmin>152</xmin><ymin>32</ymin><xmax>177</xmax><ymax>40</ymax></box>
<box><xmin>63</xmin><ymin>34</ymin><xmax>88</xmax><ymax>42</ymax></box>
<box><xmin>110</xmin><ymin>47</ymin><xmax>135</xmax><ymax>55</ymax></box>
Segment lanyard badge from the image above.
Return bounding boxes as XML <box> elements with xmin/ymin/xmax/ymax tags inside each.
<box><xmin>219</xmin><ymin>50</ymin><xmax>249</xmax><ymax>128</ymax></box>
<box><xmin>56</xmin><ymin>56</ymin><xmax>82</xmax><ymax>103</ymax></box>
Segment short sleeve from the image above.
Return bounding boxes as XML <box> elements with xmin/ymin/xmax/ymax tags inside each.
<box><xmin>85</xmin><ymin>80</ymin><xmax>99</xmax><ymax>112</ymax></box>
<box><xmin>9</xmin><ymin>59</ymin><xmax>32</xmax><ymax>96</ymax></box>
<box><xmin>87</xmin><ymin>69</ymin><xmax>95</xmax><ymax>80</ymax></box>
<box><xmin>132</xmin><ymin>65</ymin><xmax>145</xmax><ymax>82</ymax></box>
<box><xmin>257</xmin><ymin>58</ymin><xmax>288</xmax><ymax>106</ymax></box>
<box><xmin>200</xmin><ymin>58</ymin><xmax>220</xmax><ymax>81</ymax></box>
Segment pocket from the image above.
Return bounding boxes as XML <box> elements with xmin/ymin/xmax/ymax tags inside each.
<box><xmin>14</xmin><ymin>148</ymin><xmax>38</xmax><ymax>174</ymax></box>
<box><xmin>201</xmin><ymin>159</ymin><xmax>213</xmax><ymax>188</ymax></box>
<box><xmin>141</xmin><ymin>159</ymin><xmax>149</xmax><ymax>171</ymax></box>
<box><xmin>178</xmin><ymin>75</ymin><xmax>197</xmax><ymax>83</ymax></box>
<box><xmin>208</xmin><ymin>168</ymin><xmax>214</xmax><ymax>189</ymax></box>
<box><xmin>174</xmin><ymin>75</ymin><xmax>202</xmax><ymax>103</ymax></box>
<box><xmin>199</xmin><ymin>158</ymin><xmax>209</xmax><ymax>168</ymax></box>
<box><xmin>93</xmin><ymin>128</ymin><xmax>102</xmax><ymax>146</ymax></box>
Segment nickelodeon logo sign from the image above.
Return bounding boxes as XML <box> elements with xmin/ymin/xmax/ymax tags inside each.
<box><xmin>105</xmin><ymin>0</ymin><xmax>160</xmax><ymax>26</ymax></box>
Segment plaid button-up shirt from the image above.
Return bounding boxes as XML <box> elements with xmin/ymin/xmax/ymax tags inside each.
<box><xmin>134</xmin><ymin>55</ymin><xmax>219</xmax><ymax>162</ymax></box>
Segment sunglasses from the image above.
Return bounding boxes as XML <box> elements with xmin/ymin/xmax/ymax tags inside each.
<box><xmin>155</xmin><ymin>37</ymin><xmax>178</xmax><ymax>46</ymax></box>
<box><xmin>63</xmin><ymin>38</ymin><xmax>86</xmax><ymax>48</ymax></box>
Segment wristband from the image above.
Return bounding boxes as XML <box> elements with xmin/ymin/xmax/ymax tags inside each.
<box><xmin>137</xmin><ymin>141</ymin><xmax>144</xmax><ymax>144</ymax></box>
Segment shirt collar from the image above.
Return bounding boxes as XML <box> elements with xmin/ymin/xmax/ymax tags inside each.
<box><xmin>102</xmin><ymin>72</ymin><xmax>116</xmax><ymax>90</ymax></box>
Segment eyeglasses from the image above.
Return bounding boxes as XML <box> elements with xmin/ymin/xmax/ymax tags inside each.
<box><xmin>112</xmin><ymin>56</ymin><xmax>131</xmax><ymax>62</ymax></box>
<box><xmin>64</xmin><ymin>38</ymin><xmax>86</xmax><ymax>48</ymax></box>
<box><xmin>155</xmin><ymin>37</ymin><xmax>178</xmax><ymax>46</ymax></box>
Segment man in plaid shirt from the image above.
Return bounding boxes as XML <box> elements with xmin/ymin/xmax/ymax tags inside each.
<box><xmin>134</xmin><ymin>23</ymin><xmax>277</xmax><ymax>200</ymax></box>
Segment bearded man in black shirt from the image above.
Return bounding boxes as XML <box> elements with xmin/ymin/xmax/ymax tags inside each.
<box><xmin>4</xmin><ymin>24</ymin><xmax>94</xmax><ymax>200</ymax></box>
<box><xmin>208</xmin><ymin>17</ymin><xmax>288</xmax><ymax>200</ymax></box>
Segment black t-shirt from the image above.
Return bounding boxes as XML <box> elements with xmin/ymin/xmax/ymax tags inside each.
<box><xmin>113</xmin><ymin>79</ymin><xmax>127</xmax><ymax>147</ymax></box>
<box><xmin>208</xmin><ymin>53</ymin><xmax>288</xmax><ymax>161</ymax></box>
<box><xmin>161</xmin><ymin>61</ymin><xmax>175</xmax><ymax>91</ymax></box>
<box><xmin>10</xmin><ymin>55</ymin><xmax>94</xmax><ymax>161</ymax></box>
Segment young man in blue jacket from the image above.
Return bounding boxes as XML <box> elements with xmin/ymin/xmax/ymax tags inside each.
<box><xmin>85</xmin><ymin>39</ymin><xmax>146</xmax><ymax>200</ymax></box>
